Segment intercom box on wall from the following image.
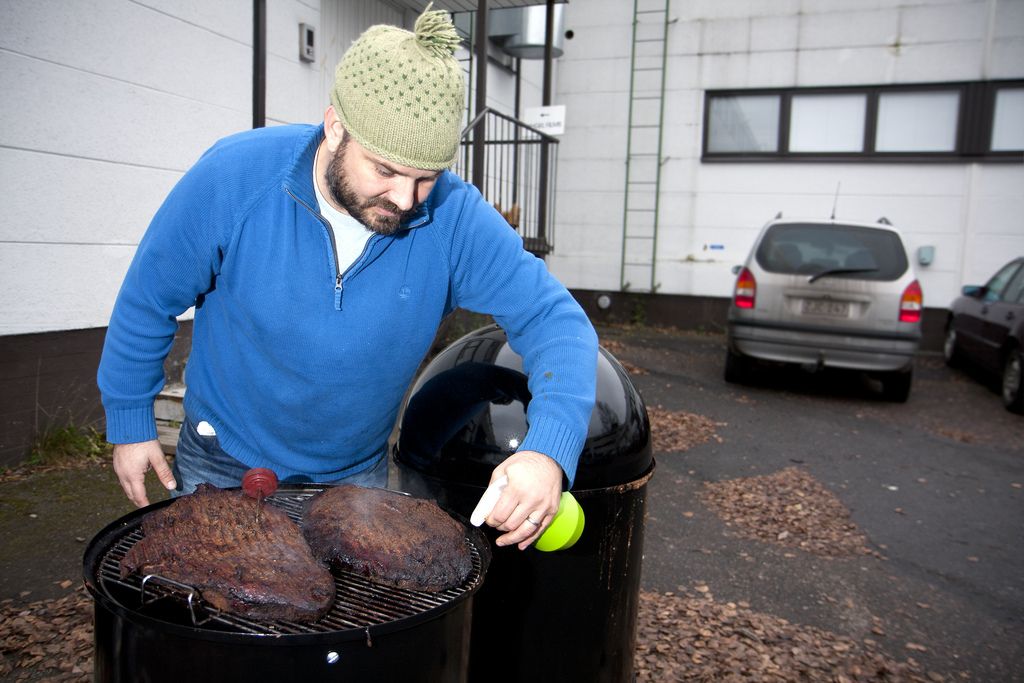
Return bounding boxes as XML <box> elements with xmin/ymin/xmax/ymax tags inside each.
<box><xmin>300</xmin><ymin>23</ymin><xmax>315</xmax><ymax>62</ymax></box>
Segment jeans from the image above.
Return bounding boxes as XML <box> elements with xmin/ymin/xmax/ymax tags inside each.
<box><xmin>171</xmin><ymin>415</ymin><xmax>389</xmax><ymax>496</ymax></box>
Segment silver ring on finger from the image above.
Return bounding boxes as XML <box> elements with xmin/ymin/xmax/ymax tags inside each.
<box><xmin>525</xmin><ymin>516</ymin><xmax>541</xmax><ymax>527</ymax></box>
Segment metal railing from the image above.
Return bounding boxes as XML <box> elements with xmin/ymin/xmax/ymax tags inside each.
<box><xmin>455</xmin><ymin>107</ymin><xmax>559</xmax><ymax>256</ymax></box>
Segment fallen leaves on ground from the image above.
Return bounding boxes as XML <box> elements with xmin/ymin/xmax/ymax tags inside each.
<box><xmin>0</xmin><ymin>459</ymin><xmax>109</xmax><ymax>486</ymax></box>
<box><xmin>600</xmin><ymin>338</ymin><xmax>649</xmax><ymax>375</ymax></box>
<box><xmin>933</xmin><ymin>427</ymin><xmax>976</xmax><ymax>444</ymax></box>
<box><xmin>649</xmin><ymin>406</ymin><xmax>725</xmax><ymax>453</ymax></box>
<box><xmin>620</xmin><ymin>360</ymin><xmax>650</xmax><ymax>375</ymax></box>
<box><xmin>700</xmin><ymin>467</ymin><xmax>875</xmax><ymax>558</ymax></box>
<box><xmin>0</xmin><ymin>586</ymin><xmax>92</xmax><ymax>681</ymax></box>
<box><xmin>635</xmin><ymin>588</ymin><xmax>945</xmax><ymax>682</ymax></box>
<box><xmin>1</xmin><ymin>584</ymin><xmax>947</xmax><ymax>683</ymax></box>
<box><xmin>600</xmin><ymin>339</ymin><xmax>627</xmax><ymax>356</ymax></box>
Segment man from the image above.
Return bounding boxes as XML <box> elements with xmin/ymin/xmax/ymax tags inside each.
<box><xmin>97</xmin><ymin>7</ymin><xmax>597</xmax><ymax>551</ymax></box>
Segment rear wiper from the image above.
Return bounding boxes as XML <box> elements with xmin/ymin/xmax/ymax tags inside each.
<box><xmin>808</xmin><ymin>267</ymin><xmax>880</xmax><ymax>283</ymax></box>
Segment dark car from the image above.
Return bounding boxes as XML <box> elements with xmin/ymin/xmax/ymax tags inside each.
<box><xmin>943</xmin><ymin>257</ymin><xmax>1024</xmax><ymax>413</ymax></box>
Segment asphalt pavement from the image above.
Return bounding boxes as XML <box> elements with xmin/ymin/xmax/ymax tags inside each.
<box><xmin>598</xmin><ymin>324</ymin><xmax>1024</xmax><ymax>682</ymax></box>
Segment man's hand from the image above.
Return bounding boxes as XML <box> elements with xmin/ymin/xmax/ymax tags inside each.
<box><xmin>483</xmin><ymin>451</ymin><xmax>563</xmax><ymax>550</ymax></box>
<box><xmin>112</xmin><ymin>440</ymin><xmax>177</xmax><ymax>507</ymax></box>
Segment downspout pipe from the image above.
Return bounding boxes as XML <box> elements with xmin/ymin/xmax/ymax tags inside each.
<box><xmin>537</xmin><ymin>0</ymin><xmax>556</xmax><ymax>248</ymax></box>
<box><xmin>543</xmin><ymin>0</ymin><xmax>554</xmax><ymax>105</ymax></box>
<box><xmin>253</xmin><ymin>0</ymin><xmax>267</xmax><ymax>128</ymax></box>
<box><xmin>471</xmin><ymin>0</ymin><xmax>488</xmax><ymax>192</ymax></box>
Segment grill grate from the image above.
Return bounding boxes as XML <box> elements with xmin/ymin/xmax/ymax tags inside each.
<box><xmin>94</xmin><ymin>488</ymin><xmax>485</xmax><ymax>636</ymax></box>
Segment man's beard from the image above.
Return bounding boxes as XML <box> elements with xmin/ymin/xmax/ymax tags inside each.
<box><xmin>325</xmin><ymin>138</ymin><xmax>412</xmax><ymax>236</ymax></box>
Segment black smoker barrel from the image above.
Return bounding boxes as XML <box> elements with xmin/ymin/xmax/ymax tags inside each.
<box><xmin>394</xmin><ymin>325</ymin><xmax>654</xmax><ymax>683</ymax></box>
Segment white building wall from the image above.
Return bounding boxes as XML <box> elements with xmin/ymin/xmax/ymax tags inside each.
<box><xmin>548</xmin><ymin>0</ymin><xmax>1024</xmax><ymax>309</ymax></box>
<box><xmin>1</xmin><ymin>0</ymin><xmax>249</xmax><ymax>335</ymax></box>
<box><xmin>0</xmin><ymin>0</ymin><xmax>421</xmax><ymax>337</ymax></box>
<box><xmin>3</xmin><ymin>0</ymin><xmax>1017</xmax><ymax>337</ymax></box>
<box><xmin>547</xmin><ymin>0</ymin><xmax>634</xmax><ymax>292</ymax></box>
<box><xmin>319</xmin><ymin>0</ymin><xmax>409</xmax><ymax>120</ymax></box>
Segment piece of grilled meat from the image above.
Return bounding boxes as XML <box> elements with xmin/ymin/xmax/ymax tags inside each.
<box><xmin>303</xmin><ymin>485</ymin><xmax>472</xmax><ymax>592</ymax></box>
<box><xmin>120</xmin><ymin>484</ymin><xmax>335</xmax><ymax>622</ymax></box>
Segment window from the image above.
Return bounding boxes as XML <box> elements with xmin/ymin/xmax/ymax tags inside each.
<box><xmin>703</xmin><ymin>80</ymin><xmax>1023</xmax><ymax>162</ymax></box>
<box><xmin>876</xmin><ymin>91</ymin><xmax>959</xmax><ymax>152</ymax></box>
<box><xmin>706</xmin><ymin>95</ymin><xmax>779</xmax><ymax>153</ymax></box>
<box><xmin>983</xmin><ymin>261</ymin><xmax>1022</xmax><ymax>303</ymax></box>
<box><xmin>1003</xmin><ymin>263</ymin><xmax>1024</xmax><ymax>305</ymax></box>
<box><xmin>789</xmin><ymin>94</ymin><xmax>866</xmax><ymax>152</ymax></box>
<box><xmin>991</xmin><ymin>87</ymin><xmax>1024</xmax><ymax>152</ymax></box>
<box><xmin>755</xmin><ymin>223</ymin><xmax>908</xmax><ymax>281</ymax></box>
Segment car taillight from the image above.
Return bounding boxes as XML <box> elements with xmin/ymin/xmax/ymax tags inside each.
<box><xmin>899</xmin><ymin>279</ymin><xmax>923</xmax><ymax>323</ymax></box>
<box><xmin>733</xmin><ymin>267</ymin><xmax>756</xmax><ymax>309</ymax></box>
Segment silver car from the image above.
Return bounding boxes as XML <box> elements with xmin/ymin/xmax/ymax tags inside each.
<box><xmin>725</xmin><ymin>217</ymin><xmax>923</xmax><ymax>401</ymax></box>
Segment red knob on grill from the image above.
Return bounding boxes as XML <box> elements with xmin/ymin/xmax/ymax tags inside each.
<box><xmin>242</xmin><ymin>468</ymin><xmax>279</xmax><ymax>499</ymax></box>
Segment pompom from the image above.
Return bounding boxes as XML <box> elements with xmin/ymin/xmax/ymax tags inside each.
<box><xmin>414</xmin><ymin>2</ymin><xmax>461</xmax><ymax>58</ymax></box>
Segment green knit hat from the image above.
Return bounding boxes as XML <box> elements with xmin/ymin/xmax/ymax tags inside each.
<box><xmin>331</xmin><ymin>4</ymin><xmax>465</xmax><ymax>170</ymax></box>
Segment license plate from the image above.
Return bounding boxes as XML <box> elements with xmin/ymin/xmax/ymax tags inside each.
<box><xmin>801</xmin><ymin>299</ymin><xmax>850</xmax><ymax>317</ymax></box>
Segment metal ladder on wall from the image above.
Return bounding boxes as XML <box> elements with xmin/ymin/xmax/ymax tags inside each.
<box><xmin>620</xmin><ymin>0</ymin><xmax>671</xmax><ymax>293</ymax></box>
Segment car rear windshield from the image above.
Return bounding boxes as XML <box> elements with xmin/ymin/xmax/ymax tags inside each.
<box><xmin>755</xmin><ymin>223</ymin><xmax>909</xmax><ymax>281</ymax></box>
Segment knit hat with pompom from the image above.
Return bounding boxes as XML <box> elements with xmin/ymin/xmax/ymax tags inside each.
<box><xmin>330</xmin><ymin>3</ymin><xmax>465</xmax><ymax>170</ymax></box>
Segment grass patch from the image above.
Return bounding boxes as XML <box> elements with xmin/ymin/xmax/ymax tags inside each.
<box><xmin>25</xmin><ymin>425</ymin><xmax>110</xmax><ymax>470</ymax></box>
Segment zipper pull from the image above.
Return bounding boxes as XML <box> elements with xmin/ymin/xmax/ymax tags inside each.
<box><xmin>335</xmin><ymin>273</ymin><xmax>343</xmax><ymax>291</ymax></box>
<box><xmin>334</xmin><ymin>273</ymin><xmax>343</xmax><ymax>310</ymax></box>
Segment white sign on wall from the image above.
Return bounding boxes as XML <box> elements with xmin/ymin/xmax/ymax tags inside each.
<box><xmin>524</xmin><ymin>105</ymin><xmax>566</xmax><ymax>136</ymax></box>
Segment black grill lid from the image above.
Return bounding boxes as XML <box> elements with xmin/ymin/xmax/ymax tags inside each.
<box><xmin>394</xmin><ymin>325</ymin><xmax>653</xmax><ymax>490</ymax></box>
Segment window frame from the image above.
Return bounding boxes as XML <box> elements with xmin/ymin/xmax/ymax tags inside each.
<box><xmin>702</xmin><ymin>80</ymin><xmax>1024</xmax><ymax>163</ymax></box>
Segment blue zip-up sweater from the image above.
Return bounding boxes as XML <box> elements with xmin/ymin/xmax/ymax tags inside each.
<box><xmin>98</xmin><ymin>124</ymin><xmax>597</xmax><ymax>485</ymax></box>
